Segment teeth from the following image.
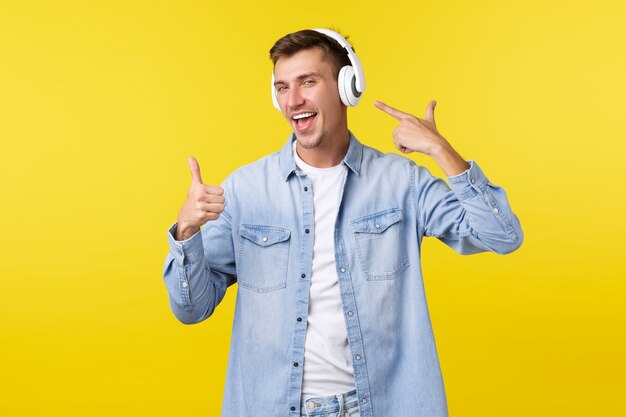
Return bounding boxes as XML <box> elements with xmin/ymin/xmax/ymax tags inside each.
<box><xmin>292</xmin><ymin>112</ymin><xmax>316</xmax><ymax>120</ymax></box>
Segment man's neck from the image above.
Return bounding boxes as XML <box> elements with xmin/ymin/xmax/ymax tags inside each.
<box><xmin>295</xmin><ymin>128</ymin><xmax>350</xmax><ymax>168</ymax></box>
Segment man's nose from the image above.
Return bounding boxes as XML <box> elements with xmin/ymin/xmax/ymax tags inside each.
<box><xmin>286</xmin><ymin>87</ymin><xmax>305</xmax><ymax>110</ymax></box>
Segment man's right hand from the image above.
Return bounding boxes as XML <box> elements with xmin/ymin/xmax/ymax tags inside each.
<box><xmin>175</xmin><ymin>156</ymin><xmax>225</xmax><ymax>241</ymax></box>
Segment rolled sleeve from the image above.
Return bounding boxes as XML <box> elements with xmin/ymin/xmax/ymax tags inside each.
<box><xmin>414</xmin><ymin>159</ymin><xmax>524</xmax><ymax>255</ymax></box>
<box><xmin>167</xmin><ymin>221</ymin><xmax>205</xmax><ymax>265</ymax></box>
<box><xmin>446</xmin><ymin>160</ymin><xmax>487</xmax><ymax>200</ymax></box>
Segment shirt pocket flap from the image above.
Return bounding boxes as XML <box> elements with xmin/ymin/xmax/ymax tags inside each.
<box><xmin>351</xmin><ymin>208</ymin><xmax>403</xmax><ymax>234</ymax></box>
<box><xmin>239</xmin><ymin>224</ymin><xmax>291</xmax><ymax>247</ymax></box>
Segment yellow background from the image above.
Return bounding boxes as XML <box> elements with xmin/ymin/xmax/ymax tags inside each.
<box><xmin>1</xmin><ymin>0</ymin><xmax>625</xmax><ymax>415</ymax></box>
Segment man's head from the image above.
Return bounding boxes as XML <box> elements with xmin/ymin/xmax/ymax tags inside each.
<box><xmin>270</xmin><ymin>29</ymin><xmax>352</xmax><ymax>81</ymax></box>
<box><xmin>270</xmin><ymin>29</ymin><xmax>353</xmax><ymax>152</ymax></box>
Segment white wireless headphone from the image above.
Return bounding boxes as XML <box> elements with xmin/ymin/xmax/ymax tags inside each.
<box><xmin>271</xmin><ymin>28</ymin><xmax>366</xmax><ymax>111</ymax></box>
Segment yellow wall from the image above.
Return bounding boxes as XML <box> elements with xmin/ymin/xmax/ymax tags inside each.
<box><xmin>1</xmin><ymin>0</ymin><xmax>624</xmax><ymax>415</ymax></box>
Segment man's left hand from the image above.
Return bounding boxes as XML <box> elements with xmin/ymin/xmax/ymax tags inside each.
<box><xmin>375</xmin><ymin>100</ymin><xmax>447</xmax><ymax>155</ymax></box>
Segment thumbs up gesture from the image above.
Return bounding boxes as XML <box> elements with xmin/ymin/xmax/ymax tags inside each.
<box><xmin>374</xmin><ymin>100</ymin><xmax>446</xmax><ymax>155</ymax></box>
<box><xmin>175</xmin><ymin>157</ymin><xmax>225</xmax><ymax>241</ymax></box>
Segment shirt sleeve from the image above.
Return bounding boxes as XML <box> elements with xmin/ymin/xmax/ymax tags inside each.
<box><xmin>413</xmin><ymin>160</ymin><xmax>523</xmax><ymax>255</ymax></box>
<box><xmin>162</xmin><ymin>177</ymin><xmax>237</xmax><ymax>324</ymax></box>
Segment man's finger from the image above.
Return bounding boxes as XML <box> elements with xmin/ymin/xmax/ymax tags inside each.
<box><xmin>203</xmin><ymin>194</ymin><xmax>225</xmax><ymax>204</ymax></box>
<box><xmin>188</xmin><ymin>156</ymin><xmax>203</xmax><ymax>184</ymax></box>
<box><xmin>201</xmin><ymin>203</ymin><xmax>225</xmax><ymax>214</ymax></box>
<box><xmin>425</xmin><ymin>100</ymin><xmax>437</xmax><ymax>123</ymax></box>
<box><xmin>374</xmin><ymin>100</ymin><xmax>411</xmax><ymax>120</ymax></box>
<box><xmin>204</xmin><ymin>185</ymin><xmax>224</xmax><ymax>196</ymax></box>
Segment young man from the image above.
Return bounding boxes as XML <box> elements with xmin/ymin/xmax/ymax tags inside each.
<box><xmin>163</xmin><ymin>29</ymin><xmax>523</xmax><ymax>417</ymax></box>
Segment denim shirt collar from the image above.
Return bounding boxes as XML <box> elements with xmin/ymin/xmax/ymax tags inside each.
<box><xmin>279</xmin><ymin>131</ymin><xmax>363</xmax><ymax>181</ymax></box>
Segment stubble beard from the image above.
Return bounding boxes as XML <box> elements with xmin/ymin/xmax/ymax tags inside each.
<box><xmin>295</xmin><ymin>129</ymin><xmax>326</xmax><ymax>150</ymax></box>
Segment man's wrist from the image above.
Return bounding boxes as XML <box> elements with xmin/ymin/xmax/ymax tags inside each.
<box><xmin>430</xmin><ymin>142</ymin><xmax>470</xmax><ymax>177</ymax></box>
<box><xmin>175</xmin><ymin>221</ymin><xmax>200</xmax><ymax>241</ymax></box>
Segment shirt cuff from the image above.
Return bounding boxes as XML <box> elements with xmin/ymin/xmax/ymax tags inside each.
<box><xmin>446</xmin><ymin>160</ymin><xmax>488</xmax><ymax>201</ymax></box>
<box><xmin>167</xmin><ymin>221</ymin><xmax>205</xmax><ymax>264</ymax></box>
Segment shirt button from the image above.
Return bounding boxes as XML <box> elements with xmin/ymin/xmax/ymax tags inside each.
<box><xmin>290</xmin><ymin>406</ymin><xmax>296</xmax><ymax>411</ymax></box>
<box><xmin>262</xmin><ymin>237</ymin><xmax>268</xmax><ymax>242</ymax></box>
<box><xmin>301</xmin><ymin>273</ymin><xmax>306</xmax><ymax>279</ymax></box>
<box><xmin>340</xmin><ymin>267</ymin><xmax>346</xmax><ymax>273</ymax></box>
<box><xmin>362</xmin><ymin>398</ymin><xmax>368</xmax><ymax>404</ymax></box>
<box><xmin>374</xmin><ymin>224</ymin><xmax>380</xmax><ymax>229</ymax></box>
<box><xmin>305</xmin><ymin>228</ymin><xmax>310</xmax><ymax>234</ymax></box>
<box><xmin>297</xmin><ymin>317</ymin><xmax>302</xmax><ymax>322</ymax></box>
<box><xmin>471</xmin><ymin>178</ymin><xmax>476</xmax><ymax>184</ymax></box>
<box><xmin>182</xmin><ymin>281</ymin><xmax>188</xmax><ymax>288</ymax></box>
<box><xmin>304</xmin><ymin>186</ymin><xmax>308</xmax><ymax>191</ymax></box>
<box><xmin>348</xmin><ymin>311</ymin><xmax>354</xmax><ymax>316</ymax></box>
<box><xmin>293</xmin><ymin>362</ymin><xmax>299</xmax><ymax>367</ymax></box>
<box><xmin>493</xmin><ymin>207</ymin><xmax>499</xmax><ymax>213</ymax></box>
<box><xmin>355</xmin><ymin>354</ymin><xmax>361</xmax><ymax>360</ymax></box>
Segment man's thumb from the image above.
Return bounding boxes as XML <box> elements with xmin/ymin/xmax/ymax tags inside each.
<box><xmin>425</xmin><ymin>100</ymin><xmax>436</xmax><ymax>123</ymax></box>
<box><xmin>188</xmin><ymin>156</ymin><xmax>203</xmax><ymax>184</ymax></box>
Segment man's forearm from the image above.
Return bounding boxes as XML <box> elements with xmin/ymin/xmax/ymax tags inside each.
<box><xmin>430</xmin><ymin>141</ymin><xmax>470</xmax><ymax>177</ymax></box>
<box><xmin>175</xmin><ymin>221</ymin><xmax>200</xmax><ymax>241</ymax></box>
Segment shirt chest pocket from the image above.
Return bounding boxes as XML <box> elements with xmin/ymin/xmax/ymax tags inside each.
<box><xmin>237</xmin><ymin>224</ymin><xmax>291</xmax><ymax>292</ymax></box>
<box><xmin>350</xmin><ymin>208</ymin><xmax>409</xmax><ymax>281</ymax></box>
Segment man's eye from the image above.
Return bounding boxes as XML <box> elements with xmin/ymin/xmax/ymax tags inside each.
<box><xmin>303</xmin><ymin>79</ymin><xmax>315</xmax><ymax>85</ymax></box>
<box><xmin>276</xmin><ymin>86</ymin><xmax>287</xmax><ymax>93</ymax></box>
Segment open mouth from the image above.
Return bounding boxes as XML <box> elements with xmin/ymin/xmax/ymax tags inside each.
<box><xmin>292</xmin><ymin>112</ymin><xmax>318</xmax><ymax>133</ymax></box>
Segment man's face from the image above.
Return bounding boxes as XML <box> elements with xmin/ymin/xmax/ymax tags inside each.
<box><xmin>273</xmin><ymin>47</ymin><xmax>346</xmax><ymax>150</ymax></box>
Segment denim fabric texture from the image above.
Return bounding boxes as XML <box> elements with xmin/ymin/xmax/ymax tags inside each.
<box><xmin>301</xmin><ymin>389</ymin><xmax>360</xmax><ymax>416</ymax></box>
<box><xmin>163</xmin><ymin>132</ymin><xmax>524</xmax><ymax>417</ymax></box>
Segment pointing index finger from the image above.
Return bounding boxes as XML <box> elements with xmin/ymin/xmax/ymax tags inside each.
<box><xmin>374</xmin><ymin>100</ymin><xmax>411</xmax><ymax>120</ymax></box>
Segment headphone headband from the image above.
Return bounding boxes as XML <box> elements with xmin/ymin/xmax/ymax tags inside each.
<box><xmin>312</xmin><ymin>28</ymin><xmax>365</xmax><ymax>93</ymax></box>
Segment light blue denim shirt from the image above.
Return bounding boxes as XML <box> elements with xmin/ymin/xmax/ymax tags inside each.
<box><xmin>162</xmin><ymin>132</ymin><xmax>523</xmax><ymax>417</ymax></box>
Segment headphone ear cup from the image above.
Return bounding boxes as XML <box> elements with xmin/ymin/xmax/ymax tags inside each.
<box><xmin>338</xmin><ymin>65</ymin><xmax>359</xmax><ymax>107</ymax></box>
<box><xmin>272</xmin><ymin>88</ymin><xmax>280</xmax><ymax>111</ymax></box>
<box><xmin>271</xmin><ymin>74</ymin><xmax>281</xmax><ymax>111</ymax></box>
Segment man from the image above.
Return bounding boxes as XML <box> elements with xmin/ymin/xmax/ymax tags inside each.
<box><xmin>163</xmin><ymin>29</ymin><xmax>523</xmax><ymax>417</ymax></box>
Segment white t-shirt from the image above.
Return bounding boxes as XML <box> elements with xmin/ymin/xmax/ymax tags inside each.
<box><xmin>293</xmin><ymin>141</ymin><xmax>356</xmax><ymax>401</ymax></box>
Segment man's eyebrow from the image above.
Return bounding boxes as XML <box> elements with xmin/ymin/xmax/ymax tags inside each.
<box><xmin>273</xmin><ymin>72</ymin><xmax>322</xmax><ymax>86</ymax></box>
